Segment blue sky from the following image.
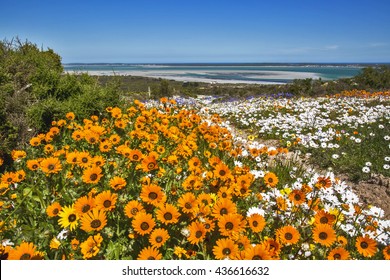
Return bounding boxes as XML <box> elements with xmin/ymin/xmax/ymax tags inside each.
<box><xmin>1</xmin><ymin>0</ymin><xmax>390</xmax><ymax>63</ymax></box>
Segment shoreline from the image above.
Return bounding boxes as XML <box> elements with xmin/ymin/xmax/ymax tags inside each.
<box><xmin>63</xmin><ymin>69</ymin><xmax>321</xmax><ymax>85</ymax></box>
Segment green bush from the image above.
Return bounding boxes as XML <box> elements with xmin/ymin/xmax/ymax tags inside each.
<box><xmin>0</xmin><ymin>38</ymin><xmax>122</xmax><ymax>169</ymax></box>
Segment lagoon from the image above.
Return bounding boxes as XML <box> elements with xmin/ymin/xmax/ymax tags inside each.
<box><xmin>63</xmin><ymin>63</ymin><xmax>366</xmax><ymax>84</ymax></box>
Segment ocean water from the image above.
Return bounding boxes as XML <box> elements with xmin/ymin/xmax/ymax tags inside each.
<box><xmin>63</xmin><ymin>63</ymin><xmax>365</xmax><ymax>84</ymax></box>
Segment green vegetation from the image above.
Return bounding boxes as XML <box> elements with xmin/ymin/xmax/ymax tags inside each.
<box><xmin>0</xmin><ymin>38</ymin><xmax>121</xmax><ymax>167</ymax></box>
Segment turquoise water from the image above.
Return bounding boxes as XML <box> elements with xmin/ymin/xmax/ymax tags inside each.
<box><xmin>63</xmin><ymin>63</ymin><xmax>364</xmax><ymax>84</ymax></box>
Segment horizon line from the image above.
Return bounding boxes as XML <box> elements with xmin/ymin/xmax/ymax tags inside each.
<box><xmin>63</xmin><ymin>62</ymin><xmax>390</xmax><ymax>65</ymax></box>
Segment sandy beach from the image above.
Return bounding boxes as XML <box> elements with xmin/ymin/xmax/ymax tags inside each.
<box><xmin>64</xmin><ymin>69</ymin><xmax>320</xmax><ymax>84</ymax></box>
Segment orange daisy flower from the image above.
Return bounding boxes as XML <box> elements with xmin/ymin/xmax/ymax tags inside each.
<box><xmin>212</xmin><ymin>198</ymin><xmax>237</xmax><ymax>218</ymax></box>
<box><xmin>355</xmin><ymin>235</ymin><xmax>377</xmax><ymax>258</ymax></box>
<box><xmin>156</xmin><ymin>203</ymin><xmax>180</xmax><ymax>225</ymax></box>
<box><xmin>213</xmin><ymin>162</ymin><xmax>232</xmax><ymax>181</ymax></box>
<box><xmin>46</xmin><ymin>202</ymin><xmax>62</xmax><ymax>217</ymax></box>
<box><xmin>74</xmin><ymin>195</ymin><xmax>96</xmax><ymax>217</ymax></box>
<box><xmin>80</xmin><ymin>208</ymin><xmax>107</xmax><ymax>232</ymax></box>
<box><xmin>312</xmin><ymin>224</ymin><xmax>336</xmax><ymax>247</ymax></box>
<box><xmin>212</xmin><ymin>238</ymin><xmax>239</xmax><ymax>260</ymax></box>
<box><xmin>187</xmin><ymin>220</ymin><xmax>207</xmax><ymax>245</ymax></box>
<box><xmin>248</xmin><ymin>214</ymin><xmax>266</xmax><ymax>233</ymax></box>
<box><xmin>26</xmin><ymin>159</ymin><xmax>40</xmax><ymax>171</ymax></box>
<box><xmin>132</xmin><ymin>212</ymin><xmax>155</xmax><ymax>236</ymax></box>
<box><xmin>218</xmin><ymin>213</ymin><xmax>245</xmax><ymax>237</ymax></box>
<box><xmin>243</xmin><ymin>244</ymin><xmax>272</xmax><ymax>260</ymax></box>
<box><xmin>141</xmin><ymin>155</ymin><xmax>158</xmax><ymax>172</ymax></box>
<box><xmin>124</xmin><ymin>200</ymin><xmax>145</xmax><ymax>219</ymax></box>
<box><xmin>314</xmin><ymin>210</ymin><xmax>336</xmax><ymax>226</ymax></box>
<box><xmin>288</xmin><ymin>189</ymin><xmax>306</xmax><ymax>205</ymax></box>
<box><xmin>177</xmin><ymin>192</ymin><xmax>198</xmax><ymax>214</ymax></box>
<box><xmin>82</xmin><ymin>166</ymin><xmax>103</xmax><ymax>184</ymax></box>
<box><xmin>77</xmin><ymin>151</ymin><xmax>92</xmax><ymax>168</ymax></box>
<box><xmin>315</xmin><ymin>176</ymin><xmax>332</xmax><ymax>189</ymax></box>
<box><xmin>109</xmin><ymin>176</ymin><xmax>127</xmax><ymax>191</ymax></box>
<box><xmin>327</xmin><ymin>247</ymin><xmax>350</xmax><ymax>260</ymax></box>
<box><xmin>137</xmin><ymin>246</ymin><xmax>162</xmax><ymax>260</ymax></box>
<box><xmin>383</xmin><ymin>245</ymin><xmax>390</xmax><ymax>260</ymax></box>
<box><xmin>95</xmin><ymin>190</ymin><xmax>117</xmax><ymax>212</ymax></box>
<box><xmin>128</xmin><ymin>149</ymin><xmax>143</xmax><ymax>162</ymax></box>
<box><xmin>276</xmin><ymin>225</ymin><xmax>300</xmax><ymax>245</ymax></box>
<box><xmin>40</xmin><ymin>157</ymin><xmax>62</xmax><ymax>174</ymax></box>
<box><xmin>8</xmin><ymin>242</ymin><xmax>39</xmax><ymax>260</ymax></box>
<box><xmin>264</xmin><ymin>172</ymin><xmax>279</xmax><ymax>187</ymax></box>
<box><xmin>149</xmin><ymin>228</ymin><xmax>170</xmax><ymax>248</ymax></box>
<box><xmin>140</xmin><ymin>184</ymin><xmax>165</xmax><ymax>206</ymax></box>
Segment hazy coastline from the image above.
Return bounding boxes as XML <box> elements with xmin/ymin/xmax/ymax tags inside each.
<box><xmin>63</xmin><ymin>63</ymin><xmax>364</xmax><ymax>84</ymax></box>
<box><xmin>64</xmin><ymin>69</ymin><xmax>323</xmax><ymax>84</ymax></box>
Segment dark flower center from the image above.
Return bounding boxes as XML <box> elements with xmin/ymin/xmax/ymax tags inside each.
<box><xmin>333</xmin><ymin>253</ymin><xmax>341</xmax><ymax>260</ymax></box>
<box><xmin>155</xmin><ymin>236</ymin><xmax>163</xmax><ymax>243</ymax></box>
<box><xmin>20</xmin><ymin>253</ymin><xmax>31</xmax><ymax>260</ymax></box>
<box><xmin>147</xmin><ymin>163</ymin><xmax>156</xmax><ymax>169</ymax></box>
<box><xmin>91</xmin><ymin>219</ymin><xmax>102</xmax><ymax>229</ymax></box>
<box><xmin>103</xmin><ymin>200</ymin><xmax>112</xmax><ymax>208</ymax></box>
<box><xmin>82</xmin><ymin>205</ymin><xmax>90</xmax><ymax>213</ymax></box>
<box><xmin>252</xmin><ymin>255</ymin><xmax>262</xmax><ymax>260</ymax></box>
<box><xmin>163</xmin><ymin>212</ymin><xmax>172</xmax><ymax>220</ymax></box>
<box><xmin>252</xmin><ymin>221</ymin><xmax>259</xmax><ymax>227</ymax></box>
<box><xmin>222</xmin><ymin>248</ymin><xmax>231</xmax><ymax>255</ymax></box>
<box><xmin>360</xmin><ymin>241</ymin><xmax>369</xmax><ymax>249</ymax></box>
<box><xmin>82</xmin><ymin>157</ymin><xmax>88</xmax><ymax>163</ymax></box>
<box><xmin>219</xmin><ymin>170</ymin><xmax>226</xmax><ymax>177</ymax></box>
<box><xmin>52</xmin><ymin>208</ymin><xmax>59</xmax><ymax>215</ymax></box>
<box><xmin>148</xmin><ymin>192</ymin><xmax>158</xmax><ymax>200</ymax></box>
<box><xmin>185</xmin><ymin>202</ymin><xmax>192</xmax><ymax>209</ymax></box>
<box><xmin>320</xmin><ymin>217</ymin><xmax>329</xmax><ymax>224</ymax></box>
<box><xmin>294</xmin><ymin>194</ymin><xmax>301</xmax><ymax>201</ymax></box>
<box><xmin>225</xmin><ymin>222</ymin><xmax>234</xmax><ymax>230</ymax></box>
<box><xmin>195</xmin><ymin>231</ymin><xmax>203</xmax><ymax>238</ymax></box>
<box><xmin>131</xmin><ymin>208</ymin><xmax>139</xmax><ymax>216</ymax></box>
<box><xmin>319</xmin><ymin>232</ymin><xmax>328</xmax><ymax>240</ymax></box>
<box><xmin>285</xmin><ymin>232</ymin><xmax>293</xmax><ymax>240</ymax></box>
<box><xmin>220</xmin><ymin>208</ymin><xmax>228</xmax><ymax>215</ymax></box>
<box><xmin>141</xmin><ymin>222</ymin><xmax>149</xmax><ymax>231</ymax></box>
<box><xmin>147</xmin><ymin>256</ymin><xmax>155</xmax><ymax>260</ymax></box>
<box><xmin>90</xmin><ymin>174</ymin><xmax>98</xmax><ymax>181</ymax></box>
<box><xmin>68</xmin><ymin>214</ymin><xmax>77</xmax><ymax>222</ymax></box>
<box><xmin>48</xmin><ymin>164</ymin><xmax>55</xmax><ymax>170</ymax></box>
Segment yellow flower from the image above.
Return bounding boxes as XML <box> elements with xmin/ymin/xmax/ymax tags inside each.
<box><xmin>50</xmin><ymin>238</ymin><xmax>61</xmax><ymax>249</ymax></box>
<box><xmin>58</xmin><ymin>205</ymin><xmax>79</xmax><ymax>231</ymax></box>
<box><xmin>173</xmin><ymin>246</ymin><xmax>187</xmax><ymax>259</ymax></box>
<box><xmin>281</xmin><ymin>187</ymin><xmax>292</xmax><ymax>195</ymax></box>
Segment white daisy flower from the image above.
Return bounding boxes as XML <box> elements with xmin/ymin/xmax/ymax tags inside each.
<box><xmin>362</xmin><ymin>166</ymin><xmax>370</xmax><ymax>173</ymax></box>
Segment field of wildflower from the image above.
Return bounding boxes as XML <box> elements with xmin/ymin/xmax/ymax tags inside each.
<box><xmin>1</xmin><ymin>92</ymin><xmax>389</xmax><ymax>260</ymax></box>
